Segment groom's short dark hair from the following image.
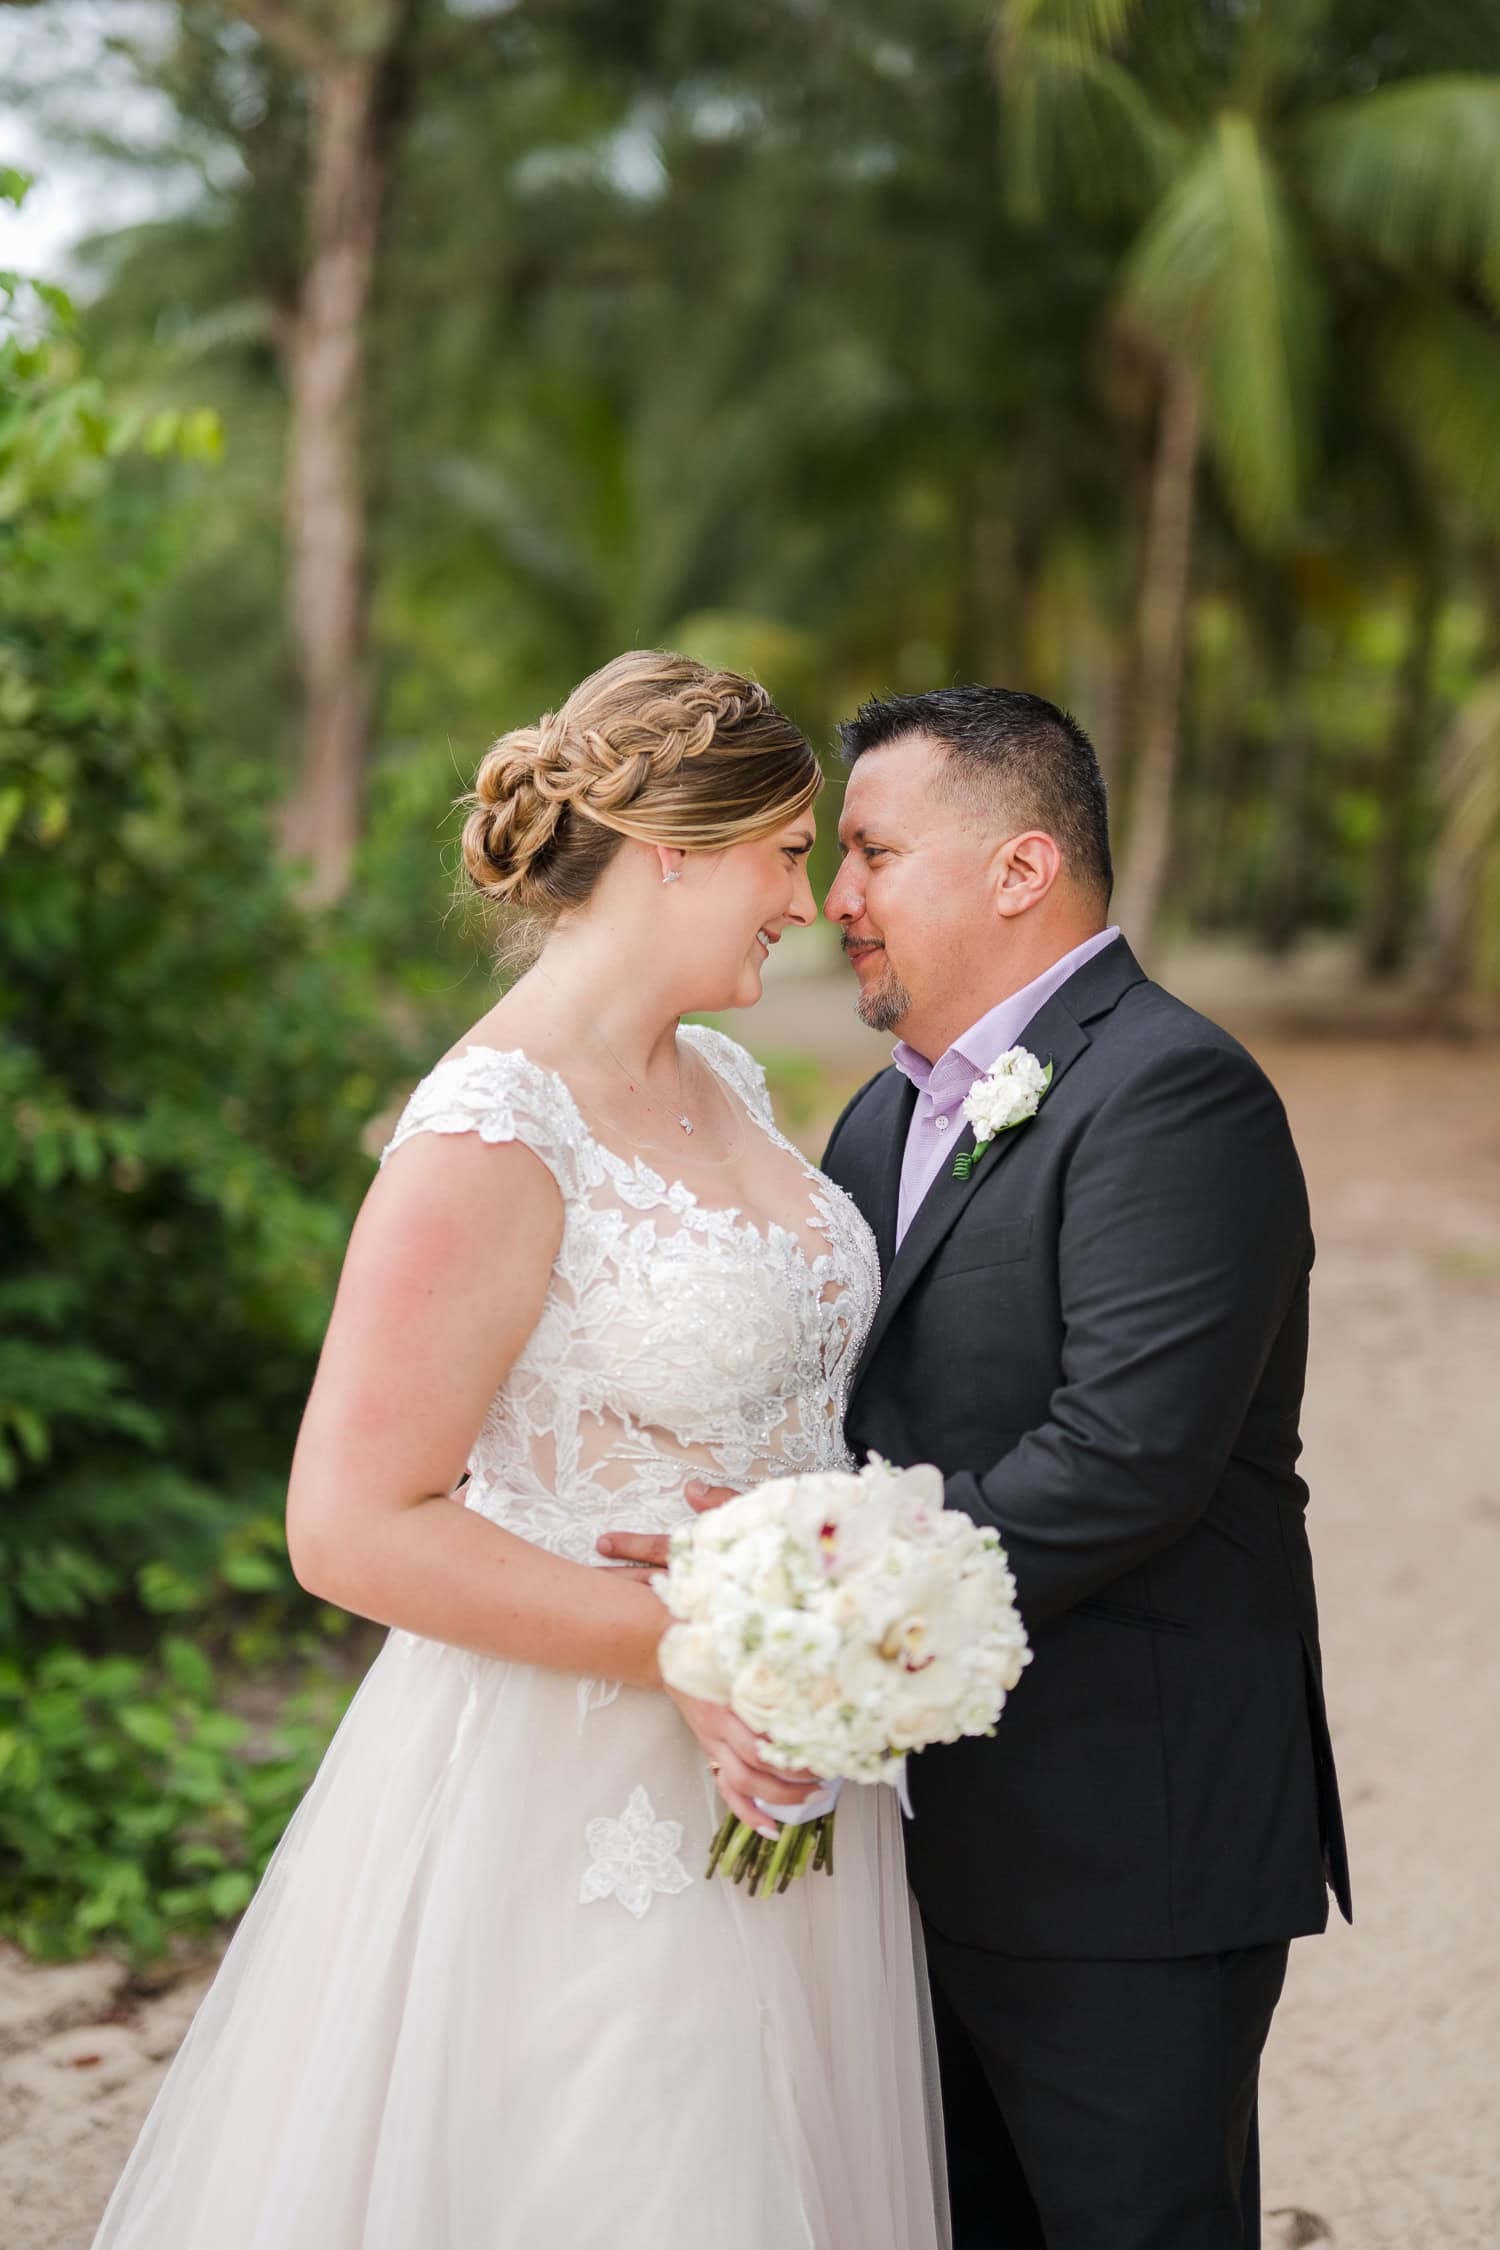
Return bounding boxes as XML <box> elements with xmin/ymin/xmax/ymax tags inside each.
<box><xmin>838</xmin><ymin>687</ymin><xmax>1113</xmax><ymax>905</ymax></box>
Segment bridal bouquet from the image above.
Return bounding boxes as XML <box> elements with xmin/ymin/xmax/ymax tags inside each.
<box><xmin>656</xmin><ymin>1455</ymin><xmax>1030</xmax><ymax>1897</ymax></box>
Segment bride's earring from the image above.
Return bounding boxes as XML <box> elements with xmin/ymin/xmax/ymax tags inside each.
<box><xmin>661</xmin><ymin>869</ymin><xmax>682</xmax><ymax>886</ymax></box>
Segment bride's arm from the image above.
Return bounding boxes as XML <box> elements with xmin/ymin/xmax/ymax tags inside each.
<box><xmin>286</xmin><ymin>1128</ymin><xmax>668</xmax><ymax>1684</ymax></box>
<box><xmin>285</xmin><ymin>1127</ymin><xmax>813</xmax><ymax>1833</ymax></box>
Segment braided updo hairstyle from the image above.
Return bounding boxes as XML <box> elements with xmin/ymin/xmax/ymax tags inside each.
<box><xmin>459</xmin><ymin>650</ymin><xmax>820</xmax><ymax>924</ymax></box>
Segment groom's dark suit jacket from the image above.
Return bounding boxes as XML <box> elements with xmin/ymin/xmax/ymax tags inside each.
<box><xmin>823</xmin><ymin>936</ymin><xmax>1351</xmax><ymax>1961</ymax></box>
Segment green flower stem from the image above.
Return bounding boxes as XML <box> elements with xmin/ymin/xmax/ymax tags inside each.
<box><xmin>736</xmin><ymin>1837</ymin><xmax>758</xmax><ymax>1888</ymax></box>
<box><xmin>704</xmin><ymin>1809</ymin><xmax>837</xmax><ymax>1897</ymax></box>
<box><xmin>758</xmin><ymin>1820</ymin><xmax>800</xmax><ymax>1896</ymax></box>
<box><xmin>778</xmin><ymin>1818</ymin><xmax>816</xmax><ymax>1891</ymax></box>
<box><xmin>723</xmin><ymin>1821</ymin><xmax>759</xmax><ymax>1882</ymax></box>
<box><xmin>706</xmin><ymin>1808</ymin><xmax>739</xmax><ymax>1880</ymax></box>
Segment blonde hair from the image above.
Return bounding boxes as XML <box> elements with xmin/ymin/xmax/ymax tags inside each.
<box><xmin>459</xmin><ymin>649</ymin><xmax>820</xmax><ymax>920</ymax></box>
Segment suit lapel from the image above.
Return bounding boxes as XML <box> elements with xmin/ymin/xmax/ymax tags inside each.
<box><xmin>831</xmin><ymin>1068</ymin><xmax>915</xmax><ymax>1276</ymax></box>
<box><xmin>849</xmin><ymin>935</ymin><xmax>1146</xmax><ymax>1399</ymax></box>
<box><xmin>871</xmin><ymin>1073</ymin><xmax>917</xmax><ymax>1275</ymax></box>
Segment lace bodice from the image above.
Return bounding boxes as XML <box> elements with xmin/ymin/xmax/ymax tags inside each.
<box><xmin>380</xmin><ymin>1025</ymin><xmax>879</xmax><ymax>1569</ymax></box>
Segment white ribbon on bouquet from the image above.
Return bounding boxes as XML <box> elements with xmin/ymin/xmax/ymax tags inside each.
<box><xmin>754</xmin><ymin>1760</ymin><xmax>913</xmax><ymax>1829</ymax></box>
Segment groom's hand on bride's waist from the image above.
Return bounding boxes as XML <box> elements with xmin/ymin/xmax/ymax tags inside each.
<box><xmin>596</xmin><ymin>1479</ymin><xmax>735</xmax><ymax>1574</ymax></box>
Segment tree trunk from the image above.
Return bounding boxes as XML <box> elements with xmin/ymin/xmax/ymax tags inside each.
<box><xmin>1076</xmin><ymin>621</ymin><xmax>1126</xmax><ymax>810</ymax></box>
<box><xmin>1361</xmin><ymin>563</ymin><xmax>1443</xmax><ymax>980</ymax></box>
<box><xmin>275</xmin><ymin>10</ymin><xmax>416</xmax><ymax>903</ymax></box>
<box><xmin>1113</xmin><ymin>358</ymin><xmax>1202</xmax><ymax>952</ymax></box>
<box><xmin>953</xmin><ymin>460</ymin><xmax>1021</xmax><ymax>684</ymax></box>
<box><xmin>1258</xmin><ymin>707</ymin><xmax>1310</xmax><ymax>956</ymax></box>
<box><xmin>1424</xmin><ymin>666</ymin><xmax>1500</xmax><ymax>1022</ymax></box>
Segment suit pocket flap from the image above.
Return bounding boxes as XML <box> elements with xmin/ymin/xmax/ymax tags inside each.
<box><xmin>1072</xmin><ymin>1594</ymin><xmax>1193</xmax><ymax>1635</ymax></box>
<box><xmin>931</xmin><ymin>1216</ymin><xmax>1034</xmax><ymax>1280</ymax></box>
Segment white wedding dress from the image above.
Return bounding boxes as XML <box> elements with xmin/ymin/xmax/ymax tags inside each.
<box><xmin>91</xmin><ymin>1025</ymin><xmax>946</xmax><ymax>2250</ymax></box>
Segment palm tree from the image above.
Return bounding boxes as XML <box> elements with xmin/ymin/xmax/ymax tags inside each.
<box><xmin>1369</xmin><ymin>297</ymin><xmax>1500</xmax><ymax>1007</ymax></box>
<box><xmin>994</xmin><ymin>0</ymin><xmax>1500</xmax><ymax>954</ymax></box>
<box><xmin>228</xmin><ymin>0</ymin><xmax>423</xmax><ymax>903</ymax></box>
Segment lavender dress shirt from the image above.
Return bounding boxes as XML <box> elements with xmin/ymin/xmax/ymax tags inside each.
<box><xmin>891</xmin><ymin>928</ymin><xmax>1121</xmax><ymax>1246</ymax></box>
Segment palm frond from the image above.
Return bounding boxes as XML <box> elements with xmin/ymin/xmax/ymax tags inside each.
<box><xmin>990</xmin><ymin>0</ymin><xmax>1136</xmax><ymax>85</ymax></box>
<box><xmin>1302</xmin><ymin>76</ymin><xmax>1500</xmax><ymax>312</ymax></box>
<box><xmin>1003</xmin><ymin>31</ymin><xmax>1186</xmax><ymax>221</ymax></box>
<box><xmin>1377</xmin><ymin>292</ymin><xmax>1500</xmax><ymax>537</ymax></box>
<box><xmin>1230</xmin><ymin>0</ymin><xmax>1336</xmax><ymax>120</ymax></box>
<box><xmin>1014</xmin><ymin>0</ymin><xmax>1142</xmax><ymax>44</ymax></box>
<box><xmin>162</xmin><ymin>299</ymin><xmax>279</xmax><ymax>363</ymax></box>
<box><xmin>1121</xmin><ymin>111</ymin><xmax>1324</xmax><ymax>541</ymax></box>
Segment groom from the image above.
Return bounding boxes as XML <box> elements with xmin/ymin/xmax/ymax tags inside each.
<box><xmin>823</xmin><ymin>687</ymin><xmax>1350</xmax><ymax>2250</ymax></box>
<box><xmin>606</xmin><ymin>686</ymin><xmax>1350</xmax><ymax>2249</ymax></box>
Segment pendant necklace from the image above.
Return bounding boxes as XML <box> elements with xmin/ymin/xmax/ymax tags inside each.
<box><xmin>594</xmin><ymin>1021</ymin><xmax>696</xmax><ymax>1135</ymax></box>
<box><xmin>529</xmin><ymin>964</ymin><xmax>697</xmax><ymax>1136</ymax></box>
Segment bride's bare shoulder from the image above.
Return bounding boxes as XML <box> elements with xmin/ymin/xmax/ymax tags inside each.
<box><xmin>431</xmin><ymin>988</ymin><xmax>568</xmax><ymax>1076</ymax></box>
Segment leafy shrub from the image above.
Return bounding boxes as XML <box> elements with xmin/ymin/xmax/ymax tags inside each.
<box><xmin>0</xmin><ymin>1633</ymin><xmax>356</xmax><ymax>1962</ymax></box>
<box><xmin>0</xmin><ymin>230</ymin><xmax>409</xmax><ymax>1657</ymax></box>
<box><xmin>0</xmin><ymin>194</ymin><xmax>404</xmax><ymax>1958</ymax></box>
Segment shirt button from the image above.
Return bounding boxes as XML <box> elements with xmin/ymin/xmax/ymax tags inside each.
<box><xmin>934</xmin><ymin>1116</ymin><xmax>951</xmax><ymax>1132</ymax></box>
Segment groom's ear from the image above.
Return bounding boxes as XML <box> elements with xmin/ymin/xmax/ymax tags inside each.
<box><xmin>991</xmin><ymin>830</ymin><xmax>1062</xmax><ymax>920</ymax></box>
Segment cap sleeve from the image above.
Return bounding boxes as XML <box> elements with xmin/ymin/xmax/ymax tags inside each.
<box><xmin>379</xmin><ymin>1046</ymin><xmax>590</xmax><ymax>1199</ymax></box>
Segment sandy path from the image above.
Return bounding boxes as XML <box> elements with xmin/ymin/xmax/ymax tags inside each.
<box><xmin>1253</xmin><ymin>1041</ymin><xmax>1500</xmax><ymax>2249</ymax></box>
<box><xmin>2</xmin><ymin>1018</ymin><xmax>1496</xmax><ymax>2249</ymax></box>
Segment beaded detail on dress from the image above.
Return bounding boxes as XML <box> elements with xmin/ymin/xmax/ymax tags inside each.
<box><xmin>379</xmin><ymin>1025</ymin><xmax>879</xmax><ymax>1569</ymax></box>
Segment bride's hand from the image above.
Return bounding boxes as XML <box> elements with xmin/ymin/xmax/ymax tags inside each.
<box><xmin>596</xmin><ymin>1479</ymin><xmax>737</xmax><ymax>1576</ymax></box>
<box><xmin>663</xmin><ymin>1684</ymin><xmax>823</xmax><ymax>1838</ymax></box>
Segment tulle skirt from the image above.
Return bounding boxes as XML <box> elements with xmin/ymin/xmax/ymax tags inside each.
<box><xmin>90</xmin><ymin>1628</ymin><xmax>947</xmax><ymax>2249</ymax></box>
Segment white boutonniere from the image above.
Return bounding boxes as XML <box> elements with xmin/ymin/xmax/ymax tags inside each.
<box><xmin>953</xmin><ymin>1046</ymin><xmax>1053</xmax><ymax>1180</ymax></box>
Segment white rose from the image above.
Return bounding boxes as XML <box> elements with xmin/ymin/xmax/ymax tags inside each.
<box><xmin>659</xmin><ymin>1622</ymin><xmax>726</xmax><ymax>1702</ymax></box>
<box><xmin>874</xmin><ymin>1458</ymin><xmax>945</xmax><ymax>1511</ymax></box>
<box><xmin>731</xmin><ymin>1656</ymin><xmax>794</xmax><ymax>1734</ymax></box>
<box><xmin>888</xmin><ymin>1706</ymin><xmax>961</xmax><ymax>1751</ymax></box>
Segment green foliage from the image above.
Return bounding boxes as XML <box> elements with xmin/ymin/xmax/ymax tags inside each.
<box><xmin>1376</xmin><ymin>293</ymin><xmax>1500</xmax><ymax>537</ymax></box>
<box><xmin>1302</xmin><ymin>76</ymin><xmax>1500</xmax><ymax>310</ymax></box>
<box><xmin>0</xmin><ymin>201</ymin><xmax>406</xmax><ymax>1956</ymax></box>
<box><xmin>0</xmin><ymin>272</ymin><xmax>409</xmax><ymax>1660</ymax></box>
<box><xmin>0</xmin><ymin>1635</ymin><xmax>354</xmax><ymax>1963</ymax></box>
<box><xmin>1122</xmin><ymin>112</ymin><xmax>1326</xmax><ymax>542</ymax></box>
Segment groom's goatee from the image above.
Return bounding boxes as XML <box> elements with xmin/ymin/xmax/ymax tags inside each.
<box><xmin>857</xmin><ymin>986</ymin><xmax>911</xmax><ymax>1032</ymax></box>
<box><xmin>845</xmin><ymin>944</ymin><xmax>913</xmax><ymax>1033</ymax></box>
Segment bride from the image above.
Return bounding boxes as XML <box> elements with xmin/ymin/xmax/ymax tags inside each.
<box><xmin>90</xmin><ymin>650</ymin><xmax>946</xmax><ymax>2250</ymax></box>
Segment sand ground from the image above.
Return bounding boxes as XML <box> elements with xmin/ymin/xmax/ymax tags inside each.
<box><xmin>2</xmin><ymin>972</ymin><xmax>1497</xmax><ymax>2249</ymax></box>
